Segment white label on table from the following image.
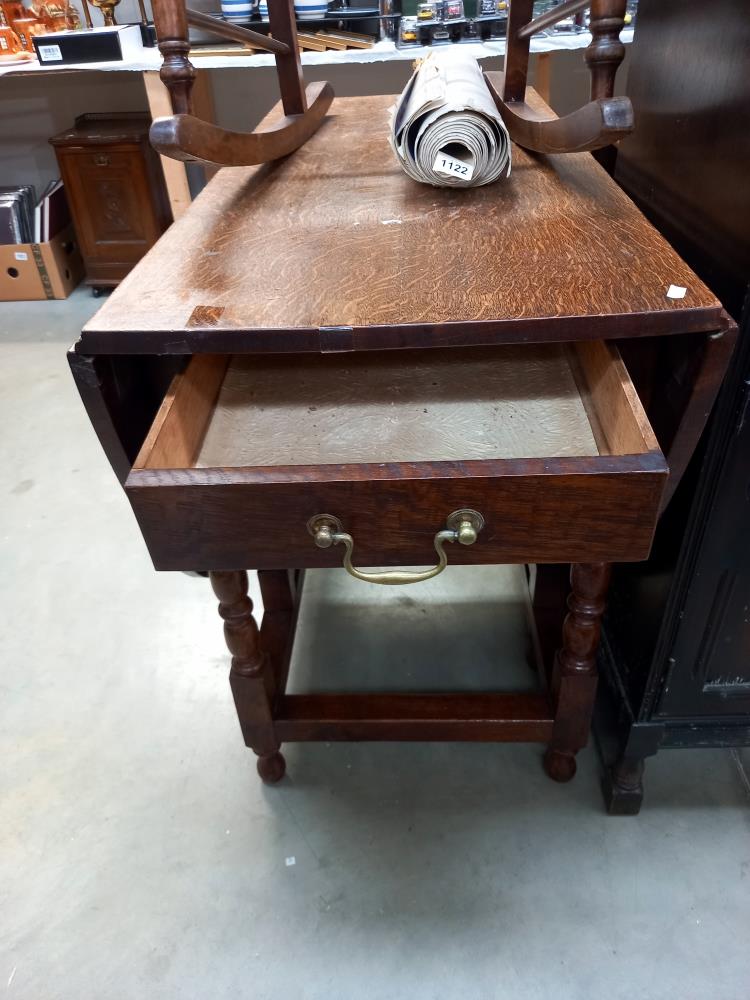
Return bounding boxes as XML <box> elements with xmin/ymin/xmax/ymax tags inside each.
<box><xmin>14</xmin><ymin>251</ymin><xmax>28</xmax><ymax>261</ymax></box>
<box><xmin>667</xmin><ymin>284</ymin><xmax>687</xmax><ymax>299</ymax></box>
<box><xmin>38</xmin><ymin>44</ymin><xmax>63</xmax><ymax>62</ymax></box>
<box><xmin>433</xmin><ymin>151</ymin><xmax>474</xmax><ymax>181</ymax></box>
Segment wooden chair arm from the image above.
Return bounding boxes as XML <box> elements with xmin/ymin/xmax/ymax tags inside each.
<box><xmin>150</xmin><ymin>81</ymin><xmax>334</xmax><ymax>167</ymax></box>
<box><xmin>485</xmin><ymin>72</ymin><xmax>633</xmax><ymax>154</ymax></box>
<box><xmin>150</xmin><ymin>0</ymin><xmax>332</xmax><ymax>167</ymax></box>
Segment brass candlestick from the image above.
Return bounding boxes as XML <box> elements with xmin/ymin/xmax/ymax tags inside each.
<box><xmin>90</xmin><ymin>0</ymin><xmax>120</xmax><ymax>25</ymax></box>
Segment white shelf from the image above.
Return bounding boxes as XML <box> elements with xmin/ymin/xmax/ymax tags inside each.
<box><xmin>0</xmin><ymin>26</ymin><xmax>632</xmax><ymax>76</ymax></box>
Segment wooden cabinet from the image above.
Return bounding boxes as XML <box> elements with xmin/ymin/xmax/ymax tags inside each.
<box><xmin>50</xmin><ymin>113</ymin><xmax>172</xmax><ymax>293</ymax></box>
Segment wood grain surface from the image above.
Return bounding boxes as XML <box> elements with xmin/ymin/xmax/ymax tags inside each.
<box><xmin>273</xmin><ymin>692</ymin><xmax>555</xmax><ymax>742</ymax></box>
<box><xmin>80</xmin><ymin>92</ymin><xmax>723</xmax><ymax>355</ymax></box>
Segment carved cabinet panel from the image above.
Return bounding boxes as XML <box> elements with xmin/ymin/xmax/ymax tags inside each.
<box><xmin>50</xmin><ymin>114</ymin><xmax>172</xmax><ymax>290</ymax></box>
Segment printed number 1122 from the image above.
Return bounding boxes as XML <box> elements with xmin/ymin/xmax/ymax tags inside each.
<box><xmin>439</xmin><ymin>158</ymin><xmax>468</xmax><ymax>175</ymax></box>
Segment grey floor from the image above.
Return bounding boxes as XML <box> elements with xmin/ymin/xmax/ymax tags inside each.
<box><xmin>2</xmin><ymin>289</ymin><xmax>749</xmax><ymax>1000</ymax></box>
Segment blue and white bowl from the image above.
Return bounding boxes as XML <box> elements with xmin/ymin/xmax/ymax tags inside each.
<box><xmin>258</xmin><ymin>0</ymin><xmax>269</xmax><ymax>19</ymax></box>
<box><xmin>294</xmin><ymin>0</ymin><xmax>328</xmax><ymax>19</ymax></box>
<box><xmin>222</xmin><ymin>0</ymin><xmax>256</xmax><ymax>21</ymax></box>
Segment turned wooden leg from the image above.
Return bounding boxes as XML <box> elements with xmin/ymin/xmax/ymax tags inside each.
<box><xmin>603</xmin><ymin>755</ymin><xmax>645</xmax><ymax>815</ymax></box>
<box><xmin>544</xmin><ymin>562</ymin><xmax>611</xmax><ymax>783</ymax></box>
<box><xmin>210</xmin><ymin>570</ymin><xmax>285</xmax><ymax>784</ymax></box>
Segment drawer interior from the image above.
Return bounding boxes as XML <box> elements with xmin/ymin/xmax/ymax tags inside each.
<box><xmin>133</xmin><ymin>342</ymin><xmax>660</xmax><ymax>472</ymax></box>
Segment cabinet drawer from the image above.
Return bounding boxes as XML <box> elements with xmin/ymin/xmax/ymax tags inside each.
<box><xmin>125</xmin><ymin>343</ymin><xmax>667</xmax><ymax>571</ymax></box>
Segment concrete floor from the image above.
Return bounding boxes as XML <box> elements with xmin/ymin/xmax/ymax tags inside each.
<box><xmin>2</xmin><ymin>289</ymin><xmax>749</xmax><ymax>1000</ymax></box>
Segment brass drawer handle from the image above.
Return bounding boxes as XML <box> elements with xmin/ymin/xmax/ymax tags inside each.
<box><xmin>94</xmin><ymin>154</ymin><xmax>110</xmax><ymax>167</ymax></box>
<box><xmin>307</xmin><ymin>509</ymin><xmax>484</xmax><ymax>586</ymax></box>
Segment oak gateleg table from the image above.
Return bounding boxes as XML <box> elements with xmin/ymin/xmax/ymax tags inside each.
<box><xmin>69</xmin><ymin>93</ymin><xmax>735</xmax><ymax>789</ymax></box>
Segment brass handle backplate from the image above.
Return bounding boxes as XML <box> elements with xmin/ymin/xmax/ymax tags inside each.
<box><xmin>307</xmin><ymin>509</ymin><xmax>485</xmax><ymax>586</ymax></box>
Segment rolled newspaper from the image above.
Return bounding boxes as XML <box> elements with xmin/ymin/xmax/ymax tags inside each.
<box><xmin>390</xmin><ymin>50</ymin><xmax>512</xmax><ymax>188</ymax></box>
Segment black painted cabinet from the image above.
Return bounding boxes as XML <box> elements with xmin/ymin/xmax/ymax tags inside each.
<box><xmin>594</xmin><ymin>0</ymin><xmax>750</xmax><ymax>812</ymax></box>
<box><xmin>656</xmin><ymin>379</ymin><xmax>750</xmax><ymax>721</ymax></box>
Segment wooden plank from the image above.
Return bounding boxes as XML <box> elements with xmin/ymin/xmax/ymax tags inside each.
<box><xmin>274</xmin><ymin>692</ymin><xmax>555</xmax><ymax>742</ymax></box>
<box><xmin>296</xmin><ymin>32</ymin><xmax>328</xmax><ymax>51</ymax></box>
<box><xmin>534</xmin><ymin>51</ymin><xmax>552</xmax><ymax>104</ymax></box>
<box><xmin>142</xmin><ymin>69</ymin><xmax>193</xmax><ymax>220</ymax></box>
<box><xmin>322</xmin><ymin>30</ymin><xmax>373</xmax><ymax>48</ymax></box>
<box><xmin>259</xmin><ymin>569</ymin><xmax>305</xmax><ymax>704</ymax></box>
<box><xmin>573</xmin><ymin>340</ymin><xmax>660</xmax><ymax>455</ymax></box>
<box><xmin>133</xmin><ymin>355</ymin><xmax>228</xmax><ymax>470</ymax></box>
<box><xmin>190</xmin><ymin>45</ymin><xmax>262</xmax><ymax>56</ymax></box>
<box><xmin>314</xmin><ymin>32</ymin><xmax>351</xmax><ymax>50</ymax></box>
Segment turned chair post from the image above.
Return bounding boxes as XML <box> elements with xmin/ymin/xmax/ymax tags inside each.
<box><xmin>492</xmin><ymin>0</ymin><xmax>632</xmax><ymax>154</ymax></box>
<box><xmin>149</xmin><ymin>0</ymin><xmax>332</xmax><ymax>167</ymax></box>
<box><xmin>586</xmin><ymin>0</ymin><xmax>628</xmax><ymax>100</ymax></box>
<box><xmin>152</xmin><ymin>0</ymin><xmax>195</xmax><ymax>115</ymax></box>
<box><xmin>504</xmin><ymin>0</ymin><xmax>628</xmax><ymax>106</ymax></box>
<box><xmin>152</xmin><ymin>0</ymin><xmax>306</xmax><ymax>119</ymax></box>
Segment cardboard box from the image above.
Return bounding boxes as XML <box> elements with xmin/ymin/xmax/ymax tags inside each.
<box><xmin>32</xmin><ymin>24</ymin><xmax>144</xmax><ymax>66</ymax></box>
<box><xmin>0</xmin><ymin>224</ymin><xmax>83</xmax><ymax>300</ymax></box>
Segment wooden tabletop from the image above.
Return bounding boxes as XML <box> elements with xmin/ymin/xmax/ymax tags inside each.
<box><xmin>80</xmin><ymin>91</ymin><xmax>724</xmax><ymax>355</ymax></box>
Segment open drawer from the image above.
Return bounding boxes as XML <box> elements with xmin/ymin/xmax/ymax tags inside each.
<box><xmin>125</xmin><ymin>342</ymin><xmax>667</xmax><ymax>572</ymax></box>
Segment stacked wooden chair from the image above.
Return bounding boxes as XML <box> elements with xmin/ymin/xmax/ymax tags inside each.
<box><xmin>150</xmin><ymin>0</ymin><xmax>334</xmax><ymax>167</ymax></box>
<box><xmin>149</xmin><ymin>0</ymin><xmax>632</xmax><ymax>167</ymax></box>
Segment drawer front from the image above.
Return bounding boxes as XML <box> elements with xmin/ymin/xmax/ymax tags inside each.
<box><xmin>127</xmin><ymin>461</ymin><xmax>665</xmax><ymax>571</ymax></box>
<box><xmin>125</xmin><ymin>346</ymin><xmax>668</xmax><ymax>572</ymax></box>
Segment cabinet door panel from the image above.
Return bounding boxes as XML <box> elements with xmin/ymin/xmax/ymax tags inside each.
<box><xmin>59</xmin><ymin>147</ymin><xmax>162</xmax><ymax>260</ymax></box>
<box><xmin>656</xmin><ymin>371</ymin><xmax>750</xmax><ymax>717</ymax></box>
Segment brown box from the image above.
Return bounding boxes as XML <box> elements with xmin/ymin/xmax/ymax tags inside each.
<box><xmin>0</xmin><ymin>225</ymin><xmax>83</xmax><ymax>301</ymax></box>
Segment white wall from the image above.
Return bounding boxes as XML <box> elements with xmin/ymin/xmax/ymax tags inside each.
<box><xmin>0</xmin><ymin>71</ymin><xmax>149</xmax><ymax>192</ymax></box>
